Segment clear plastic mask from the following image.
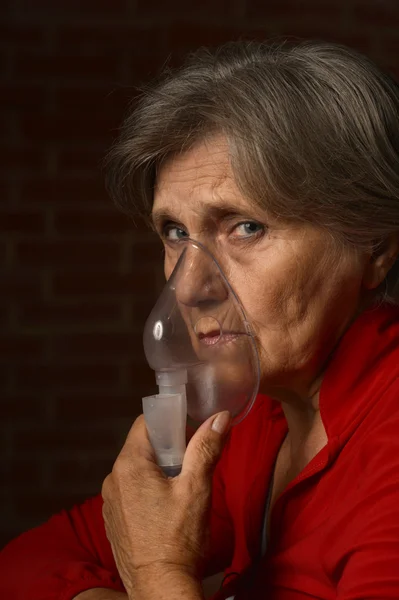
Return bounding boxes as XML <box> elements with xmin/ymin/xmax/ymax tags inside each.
<box><xmin>143</xmin><ymin>239</ymin><xmax>260</xmax><ymax>426</ymax></box>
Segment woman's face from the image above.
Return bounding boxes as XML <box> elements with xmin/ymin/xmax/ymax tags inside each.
<box><xmin>152</xmin><ymin>137</ymin><xmax>367</xmax><ymax>398</ymax></box>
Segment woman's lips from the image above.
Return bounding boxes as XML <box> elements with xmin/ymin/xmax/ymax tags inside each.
<box><xmin>197</xmin><ymin>330</ymin><xmax>241</xmax><ymax>346</ymax></box>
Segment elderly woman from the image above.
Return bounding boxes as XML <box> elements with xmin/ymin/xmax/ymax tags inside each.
<box><xmin>2</xmin><ymin>40</ymin><xmax>399</xmax><ymax>600</ymax></box>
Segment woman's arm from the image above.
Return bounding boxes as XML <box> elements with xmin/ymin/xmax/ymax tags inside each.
<box><xmin>0</xmin><ymin>455</ymin><xmax>233</xmax><ymax>600</ymax></box>
<box><xmin>328</xmin><ymin>411</ymin><xmax>399</xmax><ymax>600</ymax></box>
<box><xmin>335</xmin><ymin>485</ymin><xmax>399</xmax><ymax>599</ymax></box>
<box><xmin>0</xmin><ymin>494</ymin><xmax>125</xmax><ymax>600</ymax></box>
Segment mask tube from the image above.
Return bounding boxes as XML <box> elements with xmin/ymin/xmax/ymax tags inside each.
<box><xmin>142</xmin><ymin>391</ymin><xmax>186</xmax><ymax>477</ymax></box>
<box><xmin>142</xmin><ymin>239</ymin><xmax>260</xmax><ymax>475</ymax></box>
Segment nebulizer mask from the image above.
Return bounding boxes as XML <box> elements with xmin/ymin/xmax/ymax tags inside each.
<box><xmin>142</xmin><ymin>239</ymin><xmax>260</xmax><ymax>475</ymax></box>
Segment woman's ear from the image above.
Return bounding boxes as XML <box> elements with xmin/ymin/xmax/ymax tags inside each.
<box><xmin>362</xmin><ymin>234</ymin><xmax>399</xmax><ymax>290</ymax></box>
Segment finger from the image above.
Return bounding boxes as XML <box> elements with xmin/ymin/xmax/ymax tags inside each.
<box><xmin>124</xmin><ymin>414</ymin><xmax>147</xmax><ymax>445</ymax></box>
<box><xmin>120</xmin><ymin>414</ymin><xmax>153</xmax><ymax>454</ymax></box>
<box><xmin>101</xmin><ymin>473</ymin><xmax>112</xmax><ymax>501</ymax></box>
<box><xmin>117</xmin><ymin>414</ymin><xmax>158</xmax><ymax>469</ymax></box>
<box><xmin>181</xmin><ymin>411</ymin><xmax>231</xmax><ymax>480</ymax></box>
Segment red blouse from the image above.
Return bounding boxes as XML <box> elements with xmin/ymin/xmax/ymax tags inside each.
<box><xmin>1</xmin><ymin>304</ymin><xmax>399</xmax><ymax>599</ymax></box>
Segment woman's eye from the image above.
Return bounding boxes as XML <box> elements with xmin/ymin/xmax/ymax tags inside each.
<box><xmin>232</xmin><ymin>221</ymin><xmax>264</xmax><ymax>239</ymax></box>
<box><xmin>163</xmin><ymin>225</ymin><xmax>189</xmax><ymax>241</ymax></box>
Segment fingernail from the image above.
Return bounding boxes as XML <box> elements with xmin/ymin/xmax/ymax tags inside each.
<box><xmin>212</xmin><ymin>411</ymin><xmax>231</xmax><ymax>434</ymax></box>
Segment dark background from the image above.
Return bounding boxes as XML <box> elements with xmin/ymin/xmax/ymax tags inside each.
<box><xmin>1</xmin><ymin>0</ymin><xmax>398</xmax><ymax>548</ymax></box>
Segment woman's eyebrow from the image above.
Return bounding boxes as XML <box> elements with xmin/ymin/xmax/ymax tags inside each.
<box><xmin>151</xmin><ymin>210</ymin><xmax>175</xmax><ymax>229</ymax></box>
<box><xmin>151</xmin><ymin>203</ymin><xmax>260</xmax><ymax>229</ymax></box>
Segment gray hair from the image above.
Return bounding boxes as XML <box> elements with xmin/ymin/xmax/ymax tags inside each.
<box><xmin>105</xmin><ymin>40</ymin><xmax>399</xmax><ymax>304</ymax></box>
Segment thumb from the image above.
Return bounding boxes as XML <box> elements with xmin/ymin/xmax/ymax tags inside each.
<box><xmin>181</xmin><ymin>411</ymin><xmax>231</xmax><ymax>479</ymax></box>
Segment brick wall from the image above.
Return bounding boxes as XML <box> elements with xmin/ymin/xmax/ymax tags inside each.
<box><xmin>1</xmin><ymin>0</ymin><xmax>399</xmax><ymax>547</ymax></box>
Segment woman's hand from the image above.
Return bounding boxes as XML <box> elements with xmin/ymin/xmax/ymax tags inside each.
<box><xmin>73</xmin><ymin>590</ymin><xmax>127</xmax><ymax>600</ymax></box>
<box><xmin>101</xmin><ymin>411</ymin><xmax>231</xmax><ymax>600</ymax></box>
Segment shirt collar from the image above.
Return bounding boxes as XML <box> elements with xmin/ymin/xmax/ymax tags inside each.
<box><xmin>320</xmin><ymin>303</ymin><xmax>399</xmax><ymax>442</ymax></box>
<box><xmin>260</xmin><ymin>304</ymin><xmax>399</xmax><ymax>443</ymax></box>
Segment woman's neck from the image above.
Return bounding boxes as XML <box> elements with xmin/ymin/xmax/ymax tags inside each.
<box><xmin>273</xmin><ymin>382</ymin><xmax>327</xmax><ymax>472</ymax></box>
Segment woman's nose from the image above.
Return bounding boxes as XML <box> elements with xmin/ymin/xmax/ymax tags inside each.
<box><xmin>173</xmin><ymin>246</ymin><xmax>229</xmax><ymax>308</ymax></box>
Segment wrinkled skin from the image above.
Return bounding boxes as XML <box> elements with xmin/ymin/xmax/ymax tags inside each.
<box><xmin>153</xmin><ymin>137</ymin><xmax>370</xmax><ymax>404</ymax></box>
<box><xmin>102</xmin><ymin>412</ymin><xmax>230</xmax><ymax>599</ymax></box>
<box><xmin>101</xmin><ymin>136</ymin><xmax>399</xmax><ymax>600</ymax></box>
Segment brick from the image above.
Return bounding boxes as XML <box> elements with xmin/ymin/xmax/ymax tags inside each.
<box><xmin>0</xmin><ymin>431</ymin><xmax>6</xmax><ymax>458</ymax></box>
<box><xmin>0</xmin><ymin>84</ymin><xmax>46</xmax><ymax>109</ymax></box>
<box><xmin>57</xmin><ymin>25</ymin><xmax>166</xmax><ymax>52</ymax></box>
<box><xmin>52</xmin><ymin>332</ymin><xmax>143</xmax><ymax>358</ymax></box>
<box><xmin>245</xmin><ymin>0</ymin><xmax>344</xmax><ymax>18</ymax></box>
<box><xmin>0</xmin><ymin>459</ymin><xmax>42</xmax><ymax>486</ymax></box>
<box><xmin>55</xmin><ymin>85</ymin><xmax>116</xmax><ymax>110</ymax></box>
<box><xmin>131</xmin><ymin>294</ymin><xmax>155</xmax><ymax>321</ymax></box>
<box><xmin>0</xmin><ymin>302</ymin><xmax>8</xmax><ymax>328</ymax></box>
<box><xmin>0</xmin><ymin>242</ymin><xmax>7</xmax><ymax>267</ymax></box>
<box><xmin>15</xmin><ymin>51</ymin><xmax>119</xmax><ymax>81</ymax></box>
<box><xmin>54</xmin><ymin>209</ymin><xmax>132</xmax><ymax>234</ymax></box>
<box><xmin>0</xmin><ymin>272</ymin><xmax>41</xmax><ymax>299</ymax></box>
<box><xmin>0</xmin><ymin>365</ymin><xmax>11</xmax><ymax>390</ymax></box>
<box><xmin>56</xmin><ymin>392</ymin><xmax>146</xmax><ymax>421</ymax></box>
<box><xmin>21</xmin><ymin>111</ymin><xmax>119</xmax><ymax>143</ymax></box>
<box><xmin>55</xmin><ymin>85</ymin><xmax>131</xmax><ymax>113</ymax></box>
<box><xmin>0</xmin><ymin>334</ymin><xmax>45</xmax><ymax>360</ymax></box>
<box><xmin>14</xmin><ymin>425</ymin><xmax>118</xmax><ymax>455</ymax></box>
<box><xmin>19</xmin><ymin>177</ymin><xmax>110</xmax><ymax>206</ymax></box>
<box><xmin>16</xmin><ymin>240</ymin><xmax>121</xmax><ymax>268</ymax></box>
<box><xmin>49</xmin><ymin>457</ymin><xmax>113</xmax><ymax>486</ymax></box>
<box><xmin>0</xmin><ymin>147</ymin><xmax>45</xmax><ymax>172</ymax></box>
<box><xmin>18</xmin><ymin>301</ymin><xmax>122</xmax><ymax>328</ymax></box>
<box><xmin>0</xmin><ymin>1</ymin><xmax>10</xmax><ymax>15</ymax></box>
<box><xmin>136</xmin><ymin>0</ymin><xmax>231</xmax><ymax>17</ymax></box>
<box><xmin>18</xmin><ymin>0</ymin><xmax>127</xmax><ymax>16</ymax></box>
<box><xmin>12</xmin><ymin>491</ymin><xmax>93</xmax><ymax>522</ymax></box>
<box><xmin>1</xmin><ymin>394</ymin><xmax>44</xmax><ymax>420</ymax></box>
<box><xmin>0</xmin><ymin>50</ymin><xmax>7</xmax><ymax>75</ymax></box>
<box><xmin>53</xmin><ymin>269</ymin><xmax>157</xmax><ymax>296</ymax></box>
<box><xmin>385</xmin><ymin>65</ymin><xmax>399</xmax><ymax>83</ymax></box>
<box><xmin>128</xmin><ymin>54</ymin><xmax>172</xmax><ymax>81</ymax></box>
<box><xmin>0</xmin><ymin>23</ymin><xmax>45</xmax><ymax>46</ymax></box>
<box><xmin>56</xmin><ymin>148</ymin><xmax>106</xmax><ymax>172</ymax></box>
<box><xmin>130</xmin><ymin>238</ymin><xmax>164</xmax><ymax>264</ymax></box>
<box><xmin>352</xmin><ymin>0</ymin><xmax>399</xmax><ymax>27</ymax></box>
<box><xmin>0</xmin><ymin>210</ymin><xmax>45</xmax><ymax>233</ymax></box>
<box><xmin>0</xmin><ymin>182</ymin><xmax>8</xmax><ymax>202</ymax></box>
<box><xmin>0</xmin><ymin>112</ymin><xmax>10</xmax><ymax>141</ymax></box>
<box><xmin>378</xmin><ymin>37</ymin><xmax>399</xmax><ymax>66</ymax></box>
<box><xmin>16</xmin><ymin>364</ymin><xmax>120</xmax><ymax>390</ymax></box>
<box><xmin>166</xmin><ymin>24</ymin><xmax>251</xmax><ymax>56</ymax></box>
<box><xmin>128</xmin><ymin>362</ymin><xmax>158</xmax><ymax>390</ymax></box>
<box><xmin>131</xmin><ymin>295</ymin><xmax>157</xmax><ymax>324</ymax></box>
